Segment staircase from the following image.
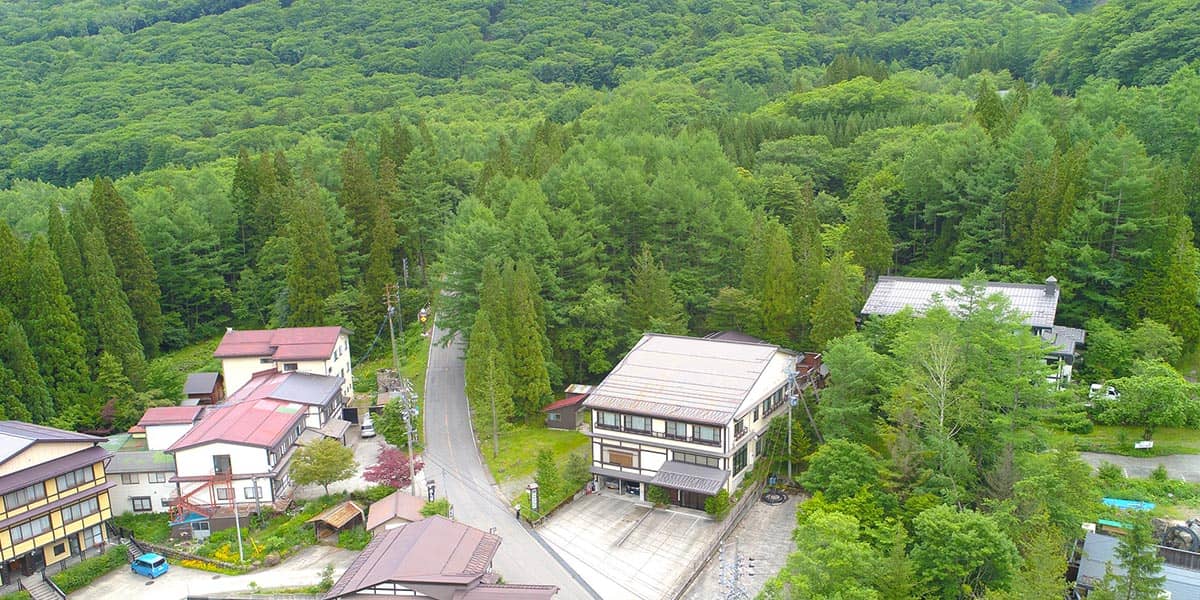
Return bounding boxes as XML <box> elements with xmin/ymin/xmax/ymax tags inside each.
<box><xmin>21</xmin><ymin>576</ymin><xmax>63</xmax><ymax>600</ymax></box>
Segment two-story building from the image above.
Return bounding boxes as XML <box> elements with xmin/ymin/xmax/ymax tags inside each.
<box><xmin>226</xmin><ymin>370</ymin><xmax>348</xmax><ymax>432</ymax></box>
<box><xmin>166</xmin><ymin>398</ymin><xmax>307</xmax><ymax>535</ymax></box>
<box><xmin>214</xmin><ymin>326</ymin><xmax>353</xmax><ymax>399</ymax></box>
<box><xmin>584</xmin><ymin>334</ymin><xmax>821</xmax><ymax>510</ymax></box>
<box><xmin>0</xmin><ymin>422</ymin><xmax>113</xmax><ymax>586</ymax></box>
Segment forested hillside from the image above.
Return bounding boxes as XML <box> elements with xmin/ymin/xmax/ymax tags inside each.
<box><xmin>2</xmin><ymin>0</ymin><xmax>1200</xmax><ymax>596</ymax></box>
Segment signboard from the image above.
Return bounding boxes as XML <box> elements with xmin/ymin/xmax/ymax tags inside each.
<box><xmin>527</xmin><ymin>483</ymin><xmax>540</xmax><ymax>512</ymax></box>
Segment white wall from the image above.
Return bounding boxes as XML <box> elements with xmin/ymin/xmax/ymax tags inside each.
<box><xmin>222</xmin><ymin>332</ymin><xmax>352</xmax><ymax>399</ymax></box>
<box><xmin>174</xmin><ymin>442</ymin><xmax>269</xmax><ymax>478</ymax></box>
<box><xmin>221</xmin><ymin>357</ymin><xmax>267</xmax><ymax>396</ymax></box>
<box><xmin>0</xmin><ymin>442</ymin><xmax>94</xmax><ymax>477</ymax></box>
<box><xmin>109</xmin><ymin>475</ymin><xmax>175</xmax><ymax>514</ymax></box>
<box><xmin>145</xmin><ymin>423</ymin><xmax>194</xmax><ymax>451</ymax></box>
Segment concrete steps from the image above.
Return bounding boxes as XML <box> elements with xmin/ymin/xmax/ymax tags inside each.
<box><xmin>22</xmin><ymin>577</ymin><xmax>61</xmax><ymax>600</ymax></box>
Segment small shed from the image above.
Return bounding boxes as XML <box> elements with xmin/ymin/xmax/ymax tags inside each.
<box><xmin>543</xmin><ymin>385</ymin><xmax>592</xmax><ymax>430</ymax></box>
<box><xmin>308</xmin><ymin>500</ymin><xmax>365</xmax><ymax>541</ymax></box>
<box><xmin>184</xmin><ymin>372</ymin><xmax>224</xmax><ymax>405</ymax></box>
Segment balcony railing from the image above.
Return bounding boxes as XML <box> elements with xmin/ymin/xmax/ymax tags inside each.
<box><xmin>594</xmin><ymin>422</ymin><xmax>721</xmax><ymax>446</ymax></box>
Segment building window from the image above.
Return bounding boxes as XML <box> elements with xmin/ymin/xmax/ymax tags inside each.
<box><xmin>602</xmin><ymin>447</ymin><xmax>638</xmax><ymax>469</ymax></box>
<box><xmin>53</xmin><ymin>543</ymin><xmax>66</xmax><ymax>555</ymax></box>
<box><xmin>283</xmin><ymin>362</ymin><xmax>298</xmax><ymax>372</ymax></box>
<box><xmin>3</xmin><ymin>482</ymin><xmax>46</xmax><ymax>510</ymax></box>
<box><xmin>121</xmin><ymin>473</ymin><xmax>139</xmax><ymax>485</ymax></box>
<box><xmin>63</xmin><ymin>497</ymin><xmax>100</xmax><ymax>522</ymax></box>
<box><xmin>213</xmin><ymin>455</ymin><xmax>232</xmax><ymax>474</ymax></box>
<box><xmin>548</xmin><ymin>412</ymin><xmax>561</xmax><ymax>422</ymax></box>
<box><xmin>753</xmin><ymin>407</ymin><xmax>760</xmax><ymax>422</ymax></box>
<box><xmin>85</xmin><ymin>524</ymin><xmax>103</xmax><ymax>547</ymax></box>
<box><xmin>11</xmin><ymin>515</ymin><xmax>51</xmax><ymax>543</ymax></box>
<box><xmin>733</xmin><ymin>445</ymin><xmax>748</xmax><ymax>475</ymax></box>
<box><xmin>192</xmin><ymin>521</ymin><xmax>210</xmax><ymax>532</ymax></box>
<box><xmin>693</xmin><ymin>425</ymin><xmax>720</xmax><ymax>445</ymax></box>
<box><xmin>260</xmin><ymin>357</ymin><xmax>274</xmax><ymax>364</ymax></box>
<box><xmin>216</xmin><ymin>488</ymin><xmax>233</xmax><ymax>501</ymax></box>
<box><xmin>130</xmin><ymin>497</ymin><xmax>152</xmax><ymax>512</ymax></box>
<box><xmin>734</xmin><ymin>418</ymin><xmax>747</xmax><ymax>440</ymax></box>
<box><xmin>664</xmin><ymin>421</ymin><xmax>688</xmax><ymax>439</ymax></box>
<box><xmin>755</xmin><ymin>435</ymin><xmax>766</xmax><ymax>456</ymax></box>
<box><xmin>244</xmin><ymin>486</ymin><xmax>263</xmax><ymax>499</ymax></box>
<box><xmin>624</xmin><ymin>414</ymin><xmax>651</xmax><ymax>433</ymax></box>
<box><xmin>56</xmin><ymin>466</ymin><xmax>96</xmax><ymax>492</ymax></box>
<box><xmin>673</xmin><ymin>451</ymin><xmax>720</xmax><ymax>469</ymax></box>
<box><xmin>148</xmin><ymin>472</ymin><xmax>168</xmax><ymax>484</ymax></box>
<box><xmin>595</xmin><ymin>411</ymin><xmax>620</xmax><ymax>430</ymax></box>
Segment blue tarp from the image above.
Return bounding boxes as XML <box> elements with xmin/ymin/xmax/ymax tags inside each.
<box><xmin>1102</xmin><ymin>497</ymin><xmax>1156</xmax><ymax>511</ymax></box>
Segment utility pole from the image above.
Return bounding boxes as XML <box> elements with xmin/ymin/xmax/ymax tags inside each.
<box><xmin>385</xmin><ymin>283</ymin><xmax>418</xmax><ymax>497</ymax></box>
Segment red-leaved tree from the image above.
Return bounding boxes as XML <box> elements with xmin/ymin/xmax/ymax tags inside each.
<box><xmin>364</xmin><ymin>447</ymin><xmax>425</xmax><ymax>489</ymax></box>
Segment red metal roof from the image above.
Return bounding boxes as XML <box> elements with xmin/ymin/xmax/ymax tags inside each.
<box><xmin>138</xmin><ymin>406</ymin><xmax>203</xmax><ymax>426</ymax></box>
<box><xmin>542</xmin><ymin>394</ymin><xmax>586</xmax><ymax>413</ymax></box>
<box><xmin>167</xmin><ymin>399</ymin><xmax>306</xmax><ymax>451</ymax></box>
<box><xmin>213</xmin><ymin>326</ymin><xmax>347</xmax><ymax>360</ymax></box>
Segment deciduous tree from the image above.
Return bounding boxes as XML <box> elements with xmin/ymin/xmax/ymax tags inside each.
<box><xmin>291</xmin><ymin>438</ymin><xmax>358</xmax><ymax>495</ymax></box>
<box><xmin>363</xmin><ymin>446</ymin><xmax>425</xmax><ymax>490</ymax></box>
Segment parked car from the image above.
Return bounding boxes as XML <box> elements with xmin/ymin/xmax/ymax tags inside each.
<box><xmin>131</xmin><ymin>553</ymin><xmax>169</xmax><ymax>578</ymax></box>
<box><xmin>360</xmin><ymin>417</ymin><xmax>376</xmax><ymax>438</ymax></box>
<box><xmin>1089</xmin><ymin>383</ymin><xmax>1120</xmax><ymax>400</ymax></box>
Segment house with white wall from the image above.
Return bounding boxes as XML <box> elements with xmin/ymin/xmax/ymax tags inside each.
<box><xmin>214</xmin><ymin>326</ymin><xmax>353</xmax><ymax>399</ymax></box>
<box><xmin>226</xmin><ymin>370</ymin><xmax>348</xmax><ymax>432</ymax></box>
<box><xmin>104</xmin><ymin>449</ymin><xmax>176</xmax><ymax>515</ymax></box>
<box><xmin>130</xmin><ymin>406</ymin><xmax>204</xmax><ymax>451</ymax></box>
<box><xmin>583</xmin><ymin>333</ymin><xmax>824</xmax><ymax>510</ymax></box>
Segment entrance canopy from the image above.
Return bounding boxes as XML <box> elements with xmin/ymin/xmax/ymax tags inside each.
<box><xmin>651</xmin><ymin>461</ymin><xmax>726</xmax><ymax>496</ymax></box>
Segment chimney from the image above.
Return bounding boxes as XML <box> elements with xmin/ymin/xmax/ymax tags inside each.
<box><xmin>1044</xmin><ymin>276</ymin><xmax>1058</xmax><ymax>296</ymax></box>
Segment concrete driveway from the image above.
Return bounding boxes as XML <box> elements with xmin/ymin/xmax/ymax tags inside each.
<box><xmin>1080</xmin><ymin>452</ymin><xmax>1200</xmax><ymax>481</ymax></box>
<box><xmin>538</xmin><ymin>491</ymin><xmax>721</xmax><ymax>600</ymax></box>
<box><xmin>683</xmin><ymin>493</ymin><xmax>801</xmax><ymax>599</ymax></box>
<box><xmin>77</xmin><ymin>544</ymin><xmax>358</xmax><ymax>600</ymax></box>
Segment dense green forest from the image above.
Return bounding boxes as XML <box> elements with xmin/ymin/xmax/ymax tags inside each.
<box><xmin>2</xmin><ymin>0</ymin><xmax>1200</xmax><ymax>596</ymax></box>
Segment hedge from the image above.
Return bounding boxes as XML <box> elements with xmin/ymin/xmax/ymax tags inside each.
<box><xmin>51</xmin><ymin>545</ymin><xmax>128</xmax><ymax>594</ymax></box>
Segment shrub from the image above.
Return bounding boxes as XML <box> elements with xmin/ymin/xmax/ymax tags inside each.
<box><xmin>1097</xmin><ymin>462</ymin><xmax>1124</xmax><ymax>484</ymax></box>
<box><xmin>705</xmin><ymin>489</ymin><xmax>731</xmax><ymax>520</ymax></box>
<box><xmin>336</xmin><ymin>526</ymin><xmax>371</xmax><ymax>551</ymax></box>
<box><xmin>563</xmin><ymin>452</ymin><xmax>590</xmax><ymax>487</ymax></box>
<box><xmin>421</xmin><ymin>498</ymin><xmax>452</xmax><ymax>518</ymax></box>
<box><xmin>110</xmin><ymin>512</ymin><xmax>170</xmax><ymax>544</ymax></box>
<box><xmin>647</xmin><ymin>485</ymin><xmax>670</xmax><ymax>506</ymax></box>
<box><xmin>0</xmin><ymin>591</ymin><xmax>31</xmax><ymax>600</ymax></box>
<box><xmin>51</xmin><ymin>545</ymin><xmax>128</xmax><ymax>594</ymax></box>
<box><xmin>1151</xmin><ymin>464</ymin><xmax>1170</xmax><ymax>482</ymax></box>
<box><xmin>353</xmin><ymin>484</ymin><xmax>397</xmax><ymax>505</ymax></box>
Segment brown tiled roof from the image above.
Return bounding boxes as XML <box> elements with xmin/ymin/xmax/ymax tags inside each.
<box><xmin>0</xmin><ymin>445</ymin><xmax>110</xmax><ymax>495</ymax></box>
<box><xmin>324</xmin><ymin>516</ymin><xmax>502</xmax><ymax>599</ymax></box>
<box><xmin>214</xmin><ymin>327</ymin><xmax>347</xmax><ymax>360</ymax></box>
<box><xmin>365</xmin><ymin>490</ymin><xmax>426</xmax><ymax>531</ymax></box>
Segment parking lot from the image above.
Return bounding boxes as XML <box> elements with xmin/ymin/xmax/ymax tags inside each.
<box><xmin>537</xmin><ymin>491</ymin><xmax>721</xmax><ymax>600</ymax></box>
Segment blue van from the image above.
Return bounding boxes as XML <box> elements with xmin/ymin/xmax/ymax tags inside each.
<box><xmin>130</xmin><ymin>553</ymin><xmax>169</xmax><ymax>578</ymax></box>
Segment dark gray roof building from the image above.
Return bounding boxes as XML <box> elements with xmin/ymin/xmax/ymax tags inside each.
<box><xmin>1077</xmin><ymin>531</ymin><xmax>1200</xmax><ymax>597</ymax></box>
<box><xmin>183</xmin><ymin>372</ymin><xmax>221</xmax><ymax>396</ymax></box>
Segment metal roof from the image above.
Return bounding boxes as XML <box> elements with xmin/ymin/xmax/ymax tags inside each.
<box><xmin>457</xmin><ymin>584</ymin><xmax>559</xmax><ymax>599</ymax></box>
<box><xmin>650</xmin><ymin>461</ymin><xmax>727</xmax><ymax>495</ymax></box>
<box><xmin>138</xmin><ymin>406</ymin><xmax>203</xmax><ymax>426</ymax></box>
<box><xmin>365</xmin><ymin>490</ymin><xmax>427</xmax><ymax>531</ymax></box>
<box><xmin>214</xmin><ymin>326</ymin><xmax>348</xmax><ymax>360</ymax></box>
<box><xmin>0</xmin><ymin>421</ymin><xmax>103</xmax><ymax>465</ymax></box>
<box><xmin>1044</xmin><ymin>325</ymin><xmax>1087</xmax><ymax>356</ymax></box>
<box><xmin>323</xmin><ymin>516</ymin><xmax>502</xmax><ymax>599</ymax></box>
<box><xmin>167</xmin><ymin>399</ymin><xmax>306</xmax><ymax>451</ymax></box>
<box><xmin>1077</xmin><ymin>532</ymin><xmax>1200</xmax><ymax>597</ymax></box>
<box><xmin>183</xmin><ymin>372</ymin><xmax>220</xmax><ymax>395</ymax></box>
<box><xmin>583</xmin><ymin>334</ymin><xmax>794</xmax><ymax>426</ymax></box>
<box><xmin>0</xmin><ymin>446</ymin><xmax>110</xmax><ymax>495</ymax></box>
<box><xmin>107</xmin><ymin>450</ymin><xmax>176</xmax><ymax>473</ymax></box>
<box><xmin>861</xmin><ymin>276</ymin><xmax>1060</xmax><ymax>328</ymax></box>
<box><xmin>227</xmin><ymin>370</ymin><xmax>343</xmax><ymax>407</ymax></box>
<box><xmin>542</xmin><ymin>394</ymin><xmax>587</xmax><ymax>413</ymax></box>
<box><xmin>307</xmin><ymin>501</ymin><xmax>365</xmax><ymax>530</ymax></box>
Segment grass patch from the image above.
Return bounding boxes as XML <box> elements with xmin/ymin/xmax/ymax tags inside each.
<box><xmin>481</xmin><ymin>424</ymin><xmax>589</xmax><ymax>485</ymax></box>
<box><xmin>111</xmin><ymin>512</ymin><xmax>171</xmax><ymax>544</ymax></box>
<box><xmin>145</xmin><ymin>337</ymin><xmax>222</xmax><ymax>397</ymax></box>
<box><xmin>193</xmin><ymin>497</ymin><xmax>343</xmax><ymax>564</ymax></box>
<box><xmin>1047</xmin><ymin>424</ymin><xmax>1200</xmax><ymax>456</ymax></box>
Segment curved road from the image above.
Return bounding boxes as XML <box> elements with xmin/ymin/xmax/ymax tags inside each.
<box><xmin>423</xmin><ymin>323</ymin><xmax>597</xmax><ymax>599</ymax></box>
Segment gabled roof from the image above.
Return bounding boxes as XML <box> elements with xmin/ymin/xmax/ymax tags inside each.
<box><xmin>307</xmin><ymin>501</ymin><xmax>365</xmax><ymax>530</ymax></box>
<box><xmin>583</xmin><ymin>334</ymin><xmax>795</xmax><ymax>425</ymax></box>
<box><xmin>455</xmin><ymin>583</ymin><xmax>559</xmax><ymax>599</ymax></box>
<box><xmin>183</xmin><ymin>372</ymin><xmax>221</xmax><ymax>395</ymax></box>
<box><xmin>650</xmin><ymin>460</ymin><xmax>727</xmax><ymax>495</ymax></box>
<box><xmin>167</xmin><ymin>399</ymin><xmax>305</xmax><ymax>452</ymax></box>
<box><xmin>861</xmin><ymin>276</ymin><xmax>1060</xmax><ymax>328</ymax></box>
<box><xmin>0</xmin><ymin>445</ymin><xmax>110</xmax><ymax>495</ymax></box>
<box><xmin>324</xmin><ymin>516</ymin><xmax>501</xmax><ymax>599</ymax></box>
<box><xmin>365</xmin><ymin>490</ymin><xmax>427</xmax><ymax>531</ymax></box>
<box><xmin>227</xmin><ymin>370</ymin><xmax>343</xmax><ymax>407</ymax></box>
<box><xmin>542</xmin><ymin>394</ymin><xmax>587</xmax><ymax>413</ymax></box>
<box><xmin>0</xmin><ymin>421</ymin><xmax>103</xmax><ymax>465</ymax></box>
<box><xmin>138</xmin><ymin>406</ymin><xmax>204</xmax><ymax>427</ymax></box>
<box><xmin>214</xmin><ymin>326</ymin><xmax>347</xmax><ymax>360</ymax></box>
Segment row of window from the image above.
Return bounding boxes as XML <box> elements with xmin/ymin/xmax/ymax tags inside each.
<box><xmin>8</xmin><ymin>496</ymin><xmax>98</xmax><ymax>543</ymax></box>
<box><xmin>3</xmin><ymin>466</ymin><xmax>98</xmax><ymax>513</ymax></box>
<box><xmin>57</xmin><ymin>466</ymin><xmax>96</xmax><ymax>493</ymax></box>
<box><xmin>673</xmin><ymin>451</ymin><xmax>720</xmax><ymax>469</ymax></box>
<box><xmin>595</xmin><ymin>412</ymin><xmax>722</xmax><ymax>444</ymax></box>
<box><xmin>120</xmin><ymin>472</ymin><xmax>169</xmax><ymax>485</ymax></box>
<box><xmin>60</xmin><ymin>497</ymin><xmax>99</xmax><ymax>524</ymax></box>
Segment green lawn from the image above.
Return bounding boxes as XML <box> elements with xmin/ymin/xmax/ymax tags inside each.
<box><xmin>1049</xmin><ymin>424</ymin><xmax>1200</xmax><ymax>456</ymax></box>
<box><xmin>481</xmin><ymin>425</ymin><xmax>590</xmax><ymax>486</ymax></box>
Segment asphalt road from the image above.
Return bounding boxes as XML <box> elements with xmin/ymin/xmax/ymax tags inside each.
<box><xmin>1080</xmin><ymin>452</ymin><xmax>1200</xmax><ymax>481</ymax></box>
<box><xmin>423</xmin><ymin>323</ymin><xmax>597</xmax><ymax>599</ymax></box>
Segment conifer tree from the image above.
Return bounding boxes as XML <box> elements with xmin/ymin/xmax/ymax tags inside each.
<box><xmin>95</xmin><ymin>351</ymin><xmax>138</xmax><ymax>432</ymax></box>
<box><xmin>0</xmin><ymin>306</ymin><xmax>41</xmax><ymax>423</ymax></box>
<box><xmin>23</xmin><ymin>235</ymin><xmax>90</xmax><ymax>411</ymax></box>
<box><xmin>465</xmin><ymin>309</ymin><xmax>514</xmax><ymax>451</ymax></box>
<box><xmin>90</xmin><ymin>177</ymin><xmax>164</xmax><ymax>356</ymax></box>
<box><xmin>625</xmin><ymin>246</ymin><xmax>687</xmax><ymax>338</ymax></box>
<box><xmin>974</xmin><ymin>78</ymin><xmax>1010</xmax><ymax>137</ymax></box>
<box><xmin>273</xmin><ymin>150</ymin><xmax>294</xmax><ymax>189</ymax></box>
<box><xmin>479</xmin><ymin>257</ymin><xmax>513</xmax><ymax>366</ymax></box>
<box><xmin>355</xmin><ymin>203</ymin><xmax>398</xmax><ymax>350</ymax></box>
<box><xmin>753</xmin><ymin>220</ymin><xmax>799</xmax><ymax>343</ymax></box>
<box><xmin>48</xmin><ymin>205</ymin><xmax>98</xmax><ymax>359</ymax></box>
<box><xmin>792</xmin><ymin>182</ymin><xmax>825</xmax><ymax>341</ymax></box>
<box><xmin>337</xmin><ymin>139</ymin><xmax>380</xmax><ymax>256</ymax></box>
<box><xmin>230</xmin><ymin>148</ymin><xmax>259</xmax><ymax>263</ymax></box>
<box><xmin>810</xmin><ymin>251</ymin><xmax>864</xmax><ymax>349</ymax></box>
<box><xmin>285</xmin><ymin>184</ymin><xmax>340</xmax><ymax>327</ymax></box>
<box><xmin>1089</xmin><ymin>517</ymin><xmax>1166</xmax><ymax>600</ymax></box>
<box><xmin>507</xmin><ymin>261</ymin><xmax>552</xmax><ymax>421</ymax></box>
<box><xmin>0</xmin><ymin>222</ymin><xmax>27</xmax><ymax>317</ymax></box>
<box><xmin>81</xmin><ymin>227</ymin><xmax>146</xmax><ymax>387</ymax></box>
<box><xmin>843</xmin><ymin>178</ymin><xmax>894</xmax><ymax>281</ymax></box>
<box><xmin>249</xmin><ymin>151</ymin><xmax>282</xmax><ymax>253</ymax></box>
<box><xmin>379</xmin><ymin>118</ymin><xmax>415</xmax><ymax>176</ymax></box>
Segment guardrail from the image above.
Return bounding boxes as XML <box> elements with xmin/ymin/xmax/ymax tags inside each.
<box><xmin>666</xmin><ymin>480</ymin><xmax>765</xmax><ymax>600</ymax></box>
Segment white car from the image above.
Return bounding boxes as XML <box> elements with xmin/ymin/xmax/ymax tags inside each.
<box><xmin>1089</xmin><ymin>383</ymin><xmax>1120</xmax><ymax>400</ymax></box>
<box><xmin>360</xmin><ymin>417</ymin><xmax>376</xmax><ymax>438</ymax></box>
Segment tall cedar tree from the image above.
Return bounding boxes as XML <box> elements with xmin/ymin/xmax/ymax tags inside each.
<box><xmin>464</xmin><ymin>308</ymin><xmax>514</xmax><ymax>450</ymax></box>
<box><xmin>81</xmin><ymin>227</ymin><xmax>146</xmax><ymax>387</ymax></box>
<box><xmin>507</xmin><ymin>261</ymin><xmax>552</xmax><ymax>420</ymax></box>
<box><xmin>23</xmin><ymin>235</ymin><xmax>91</xmax><ymax>409</ymax></box>
<box><xmin>843</xmin><ymin>178</ymin><xmax>894</xmax><ymax>281</ymax></box>
<box><xmin>90</xmin><ymin>177</ymin><xmax>164</xmax><ymax>356</ymax></box>
<box><xmin>791</xmin><ymin>181</ymin><xmax>825</xmax><ymax>340</ymax></box>
<box><xmin>230</xmin><ymin>148</ymin><xmax>259</xmax><ymax>265</ymax></box>
<box><xmin>337</xmin><ymin>139</ymin><xmax>381</xmax><ymax>257</ymax></box>
<box><xmin>95</xmin><ymin>351</ymin><xmax>137</xmax><ymax>432</ymax></box>
<box><xmin>285</xmin><ymin>184</ymin><xmax>340</xmax><ymax>326</ymax></box>
<box><xmin>356</xmin><ymin>202</ymin><xmax>399</xmax><ymax>350</ymax></box>
<box><xmin>625</xmin><ymin>246</ymin><xmax>687</xmax><ymax>338</ymax></box>
<box><xmin>0</xmin><ymin>306</ymin><xmax>42</xmax><ymax>422</ymax></box>
<box><xmin>479</xmin><ymin>257</ymin><xmax>513</xmax><ymax>368</ymax></box>
<box><xmin>379</xmin><ymin>118</ymin><xmax>415</xmax><ymax>179</ymax></box>
<box><xmin>250</xmin><ymin>151</ymin><xmax>284</xmax><ymax>253</ymax></box>
<box><xmin>974</xmin><ymin>78</ymin><xmax>1010</xmax><ymax>137</ymax></box>
<box><xmin>810</xmin><ymin>251</ymin><xmax>863</xmax><ymax>349</ymax></box>
<box><xmin>48</xmin><ymin>206</ymin><xmax>98</xmax><ymax>359</ymax></box>
<box><xmin>0</xmin><ymin>222</ymin><xmax>27</xmax><ymax>317</ymax></box>
<box><xmin>757</xmin><ymin>220</ymin><xmax>800</xmax><ymax>343</ymax></box>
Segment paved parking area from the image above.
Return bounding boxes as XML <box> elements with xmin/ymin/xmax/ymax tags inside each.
<box><xmin>537</xmin><ymin>491</ymin><xmax>721</xmax><ymax>600</ymax></box>
<box><xmin>682</xmin><ymin>493</ymin><xmax>801</xmax><ymax>599</ymax></box>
